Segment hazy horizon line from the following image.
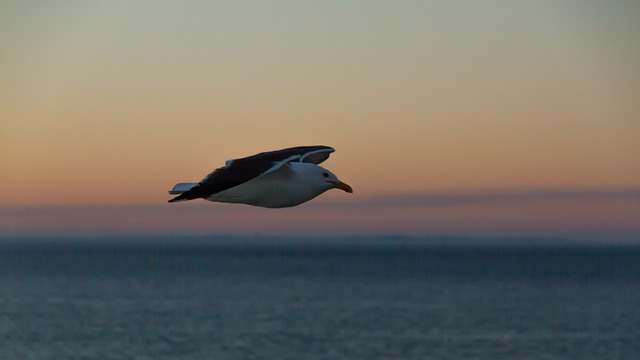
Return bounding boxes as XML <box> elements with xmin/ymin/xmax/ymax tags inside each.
<box><xmin>3</xmin><ymin>186</ymin><xmax>638</xmax><ymax>242</ymax></box>
<box><xmin>1</xmin><ymin>186</ymin><xmax>639</xmax><ymax>209</ymax></box>
<box><xmin>0</xmin><ymin>233</ymin><xmax>632</xmax><ymax>246</ymax></box>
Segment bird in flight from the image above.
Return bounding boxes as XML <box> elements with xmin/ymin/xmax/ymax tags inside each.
<box><xmin>168</xmin><ymin>145</ymin><xmax>352</xmax><ymax>208</ymax></box>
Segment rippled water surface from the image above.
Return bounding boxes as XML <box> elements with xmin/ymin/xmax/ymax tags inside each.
<box><xmin>1</xmin><ymin>240</ymin><xmax>639</xmax><ymax>359</ymax></box>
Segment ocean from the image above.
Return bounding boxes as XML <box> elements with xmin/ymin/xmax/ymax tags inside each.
<box><xmin>1</xmin><ymin>238</ymin><xmax>639</xmax><ymax>359</ymax></box>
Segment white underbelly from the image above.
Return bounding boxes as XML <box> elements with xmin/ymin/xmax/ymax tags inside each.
<box><xmin>207</xmin><ymin>171</ymin><xmax>324</xmax><ymax>208</ymax></box>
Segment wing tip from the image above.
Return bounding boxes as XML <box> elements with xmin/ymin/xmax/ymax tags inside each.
<box><xmin>300</xmin><ymin>146</ymin><xmax>335</xmax><ymax>164</ymax></box>
<box><xmin>168</xmin><ymin>196</ymin><xmax>191</xmax><ymax>203</ymax></box>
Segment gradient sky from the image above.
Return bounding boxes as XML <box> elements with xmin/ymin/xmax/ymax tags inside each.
<box><xmin>2</xmin><ymin>1</ymin><xmax>639</xmax><ymax>240</ymax></box>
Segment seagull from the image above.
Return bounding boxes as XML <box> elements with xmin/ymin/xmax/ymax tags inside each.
<box><xmin>168</xmin><ymin>145</ymin><xmax>352</xmax><ymax>208</ymax></box>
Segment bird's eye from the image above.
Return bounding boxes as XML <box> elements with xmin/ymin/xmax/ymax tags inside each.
<box><xmin>322</xmin><ymin>172</ymin><xmax>329</xmax><ymax>178</ymax></box>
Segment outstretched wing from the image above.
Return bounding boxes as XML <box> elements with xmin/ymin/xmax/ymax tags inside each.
<box><xmin>168</xmin><ymin>145</ymin><xmax>334</xmax><ymax>203</ymax></box>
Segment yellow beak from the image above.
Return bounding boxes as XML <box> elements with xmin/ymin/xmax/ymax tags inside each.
<box><xmin>332</xmin><ymin>181</ymin><xmax>353</xmax><ymax>193</ymax></box>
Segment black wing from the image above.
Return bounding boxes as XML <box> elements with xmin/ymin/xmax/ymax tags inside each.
<box><xmin>168</xmin><ymin>145</ymin><xmax>334</xmax><ymax>202</ymax></box>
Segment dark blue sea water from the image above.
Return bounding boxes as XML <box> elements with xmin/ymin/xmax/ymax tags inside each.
<box><xmin>1</xmin><ymin>238</ymin><xmax>639</xmax><ymax>359</ymax></box>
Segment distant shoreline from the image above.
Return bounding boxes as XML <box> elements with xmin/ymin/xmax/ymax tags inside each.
<box><xmin>1</xmin><ymin>234</ymin><xmax>638</xmax><ymax>247</ymax></box>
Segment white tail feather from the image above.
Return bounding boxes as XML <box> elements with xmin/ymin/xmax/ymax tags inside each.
<box><xmin>168</xmin><ymin>182</ymin><xmax>198</xmax><ymax>195</ymax></box>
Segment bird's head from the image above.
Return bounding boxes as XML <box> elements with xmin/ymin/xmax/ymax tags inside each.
<box><xmin>312</xmin><ymin>166</ymin><xmax>353</xmax><ymax>193</ymax></box>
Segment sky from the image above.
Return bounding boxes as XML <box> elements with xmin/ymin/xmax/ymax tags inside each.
<box><xmin>1</xmin><ymin>1</ymin><xmax>639</xmax><ymax>241</ymax></box>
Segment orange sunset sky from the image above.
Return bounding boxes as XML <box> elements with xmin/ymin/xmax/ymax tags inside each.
<box><xmin>1</xmin><ymin>1</ymin><xmax>639</xmax><ymax>240</ymax></box>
